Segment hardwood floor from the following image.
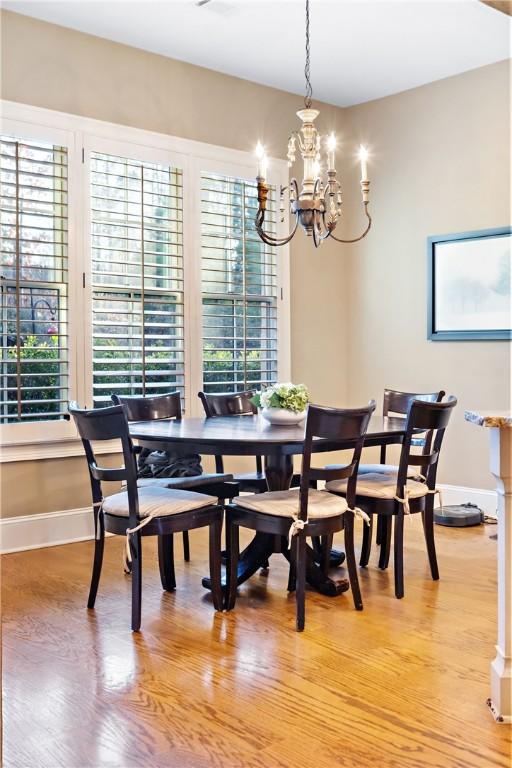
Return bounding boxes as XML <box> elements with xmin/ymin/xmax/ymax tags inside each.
<box><xmin>2</xmin><ymin>518</ymin><xmax>511</xmax><ymax>767</ymax></box>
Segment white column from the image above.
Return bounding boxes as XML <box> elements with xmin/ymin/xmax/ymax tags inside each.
<box><xmin>489</xmin><ymin>426</ymin><xmax>512</xmax><ymax>723</ymax></box>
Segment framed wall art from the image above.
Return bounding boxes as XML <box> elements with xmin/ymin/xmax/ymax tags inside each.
<box><xmin>427</xmin><ymin>226</ymin><xmax>511</xmax><ymax>341</ymax></box>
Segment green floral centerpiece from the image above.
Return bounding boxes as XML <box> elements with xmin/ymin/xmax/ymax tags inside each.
<box><xmin>251</xmin><ymin>383</ymin><xmax>310</xmax><ymax>426</ymax></box>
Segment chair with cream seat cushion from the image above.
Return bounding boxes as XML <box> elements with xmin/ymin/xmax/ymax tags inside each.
<box><xmin>69</xmin><ymin>402</ymin><xmax>224</xmax><ymax>632</ymax></box>
<box><xmin>327</xmin><ymin>396</ymin><xmax>457</xmax><ymax>599</ymax></box>
<box><xmin>112</xmin><ymin>392</ymin><xmax>238</xmax><ymax>563</ymax></box>
<box><xmin>368</xmin><ymin>389</ymin><xmax>445</xmax><ymax>547</ymax></box>
<box><xmin>225</xmin><ymin>400</ymin><xmax>376</xmax><ymax>632</ymax></box>
<box><xmin>338</xmin><ymin>389</ymin><xmax>445</xmax><ymax>555</ymax></box>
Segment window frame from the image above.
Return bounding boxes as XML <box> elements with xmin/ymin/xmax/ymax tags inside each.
<box><xmin>188</xmin><ymin>155</ymin><xmax>290</xmax><ymax>416</ymax></box>
<box><xmin>197</xmin><ymin>160</ymin><xmax>284</xmax><ymax>402</ymax></box>
<box><xmin>81</xmin><ymin>134</ymin><xmax>188</xmax><ymax>411</ymax></box>
<box><xmin>0</xmin><ymin>115</ymin><xmax>80</xmax><ymax>446</ymax></box>
<box><xmin>0</xmin><ymin>101</ymin><xmax>290</xmax><ymax>457</ymax></box>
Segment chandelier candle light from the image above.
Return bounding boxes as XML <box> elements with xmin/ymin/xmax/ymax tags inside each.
<box><xmin>255</xmin><ymin>0</ymin><xmax>372</xmax><ymax>248</ymax></box>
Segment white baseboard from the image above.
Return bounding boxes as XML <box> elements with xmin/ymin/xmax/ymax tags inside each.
<box><xmin>437</xmin><ymin>484</ymin><xmax>497</xmax><ymax>517</ymax></box>
<box><xmin>0</xmin><ymin>507</ymin><xmax>111</xmax><ymax>555</ymax></box>
<box><xmin>0</xmin><ymin>483</ymin><xmax>498</xmax><ymax>554</ymax></box>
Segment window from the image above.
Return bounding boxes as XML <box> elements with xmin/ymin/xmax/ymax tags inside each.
<box><xmin>90</xmin><ymin>152</ymin><xmax>184</xmax><ymax>406</ymax></box>
<box><xmin>0</xmin><ymin>136</ymin><xmax>68</xmax><ymax>423</ymax></box>
<box><xmin>0</xmin><ymin>102</ymin><xmax>290</xmax><ymax>454</ymax></box>
<box><xmin>201</xmin><ymin>173</ymin><xmax>278</xmax><ymax>394</ymax></box>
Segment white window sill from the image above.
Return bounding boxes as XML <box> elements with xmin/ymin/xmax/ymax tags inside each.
<box><xmin>0</xmin><ymin>439</ymin><xmax>121</xmax><ymax>463</ymax></box>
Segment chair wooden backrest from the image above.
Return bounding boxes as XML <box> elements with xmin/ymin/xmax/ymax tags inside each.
<box><xmin>69</xmin><ymin>402</ymin><xmax>139</xmax><ymax>527</ymax></box>
<box><xmin>198</xmin><ymin>390</ymin><xmax>260</xmax><ymax>475</ymax></box>
<box><xmin>111</xmin><ymin>392</ymin><xmax>182</xmax><ymax>421</ymax></box>
<box><xmin>395</xmin><ymin>396</ymin><xmax>457</xmax><ymax>498</ymax></box>
<box><xmin>299</xmin><ymin>401</ymin><xmax>376</xmax><ymax>522</ymax></box>
<box><xmin>198</xmin><ymin>390</ymin><xmax>257</xmax><ymax>418</ymax></box>
<box><xmin>383</xmin><ymin>388</ymin><xmax>445</xmax><ymax>417</ymax></box>
<box><xmin>380</xmin><ymin>388</ymin><xmax>445</xmax><ymax>463</ymax></box>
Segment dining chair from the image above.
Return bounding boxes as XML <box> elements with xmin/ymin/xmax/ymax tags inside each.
<box><xmin>198</xmin><ymin>390</ymin><xmax>301</xmax><ymax>492</ymax></box>
<box><xmin>320</xmin><ymin>388</ymin><xmax>445</xmax><ymax>566</ymax></box>
<box><xmin>357</xmin><ymin>388</ymin><xmax>445</xmax><ymax>558</ymax></box>
<box><xmin>326</xmin><ymin>396</ymin><xmax>457</xmax><ymax>599</ymax></box>
<box><xmin>69</xmin><ymin>402</ymin><xmax>224</xmax><ymax>631</ymax></box>
<box><xmin>225</xmin><ymin>400</ymin><xmax>376</xmax><ymax>632</ymax></box>
<box><xmin>112</xmin><ymin>392</ymin><xmax>238</xmax><ymax>562</ymax></box>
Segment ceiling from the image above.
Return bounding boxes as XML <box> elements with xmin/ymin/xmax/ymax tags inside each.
<box><xmin>3</xmin><ymin>0</ymin><xmax>510</xmax><ymax>106</ymax></box>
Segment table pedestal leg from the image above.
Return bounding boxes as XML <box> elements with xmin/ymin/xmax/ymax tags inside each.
<box><xmin>264</xmin><ymin>453</ymin><xmax>293</xmax><ymax>490</ymax></box>
<box><xmin>488</xmin><ymin>427</ymin><xmax>512</xmax><ymax>723</ymax></box>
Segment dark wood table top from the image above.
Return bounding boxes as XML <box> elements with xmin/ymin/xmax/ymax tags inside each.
<box><xmin>129</xmin><ymin>413</ymin><xmax>407</xmax><ymax>456</ymax></box>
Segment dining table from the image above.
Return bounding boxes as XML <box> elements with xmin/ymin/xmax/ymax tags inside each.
<box><xmin>130</xmin><ymin>412</ymin><xmax>409</xmax><ymax>597</ymax></box>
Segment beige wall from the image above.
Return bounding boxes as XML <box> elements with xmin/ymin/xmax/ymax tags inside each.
<box><xmin>0</xmin><ymin>454</ymin><xmax>123</xmax><ymax>517</ymax></box>
<box><xmin>344</xmin><ymin>60</ymin><xmax>511</xmax><ymax>490</ymax></box>
<box><xmin>0</xmin><ymin>11</ymin><xmax>509</xmax><ymax>518</ymax></box>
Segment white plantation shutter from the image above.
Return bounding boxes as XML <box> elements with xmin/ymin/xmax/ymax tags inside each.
<box><xmin>90</xmin><ymin>152</ymin><xmax>184</xmax><ymax>406</ymax></box>
<box><xmin>201</xmin><ymin>173</ymin><xmax>278</xmax><ymax>394</ymax></box>
<box><xmin>0</xmin><ymin>136</ymin><xmax>69</xmax><ymax>422</ymax></box>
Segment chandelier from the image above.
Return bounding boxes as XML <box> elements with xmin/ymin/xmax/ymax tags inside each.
<box><xmin>254</xmin><ymin>0</ymin><xmax>372</xmax><ymax>248</ymax></box>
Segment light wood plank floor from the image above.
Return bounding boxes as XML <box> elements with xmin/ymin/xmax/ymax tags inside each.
<box><xmin>2</xmin><ymin>518</ymin><xmax>511</xmax><ymax>768</ymax></box>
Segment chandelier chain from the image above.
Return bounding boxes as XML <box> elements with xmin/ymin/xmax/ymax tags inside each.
<box><xmin>304</xmin><ymin>0</ymin><xmax>312</xmax><ymax>109</ymax></box>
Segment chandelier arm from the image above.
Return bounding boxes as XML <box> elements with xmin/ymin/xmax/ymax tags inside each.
<box><xmin>312</xmin><ymin>215</ymin><xmax>320</xmax><ymax>248</ymax></box>
<box><xmin>255</xmin><ymin>210</ymin><xmax>300</xmax><ymax>247</ymax></box>
<box><xmin>312</xmin><ymin>219</ymin><xmax>322</xmax><ymax>249</ymax></box>
<box><xmin>329</xmin><ymin>204</ymin><xmax>372</xmax><ymax>244</ymax></box>
<box><xmin>312</xmin><ymin>211</ymin><xmax>333</xmax><ymax>248</ymax></box>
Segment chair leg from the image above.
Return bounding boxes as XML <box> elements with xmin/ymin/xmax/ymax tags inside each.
<box><xmin>423</xmin><ymin>500</ymin><xmax>439</xmax><ymax>581</ymax></box>
<box><xmin>376</xmin><ymin>514</ymin><xmax>384</xmax><ymax>545</ymax></box>
<box><xmin>209</xmin><ymin>518</ymin><xmax>223</xmax><ymax>612</ymax></box>
<box><xmin>394</xmin><ymin>513</ymin><xmax>405</xmax><ymax>599</ymax></box>
<box><xmin>158</xmin><ymin>534</ymin><xmax>176</xmax><ymax>592</ymax></box>
<box><xmin>287</xmin><ymin>557</ymin><xmax>296</xmax><ymax>592</ymax></box>
<box><xmin>378</xmin><ymin>516</ymin><xmax>392</xmax><ymax>570</ymax></box>
<box><xmin>295</xmin><ymin>532</ymin><xmax>306</xmax><ymax>632</ymax></box>
<box><xmin>359</xmin><ymin>513</ymin><xmax>373</xmax><ymax>567</ymax></box>
<box><xmin>225</xmin><ymin>515</ymin><xmax>239</xmax><ymax>611</ymax></box>
<box><xmin>130</xmin><ymin>531</ymin><xmax>143</xmax><ymax>632</ymax></box>
<box><xmin>321</xmin><ymin>534</ymin><xmax>333</xmax><ymax>576</ymax></box>
<box><xmin>182</xmin><ymin>530</ymin><xmax>190</xmax><ymax>562</ymax></box>
<box><xmin>344</xmin><ymin>515</ymin><xmax>363</xmax><ymax>610</ymax></box>
<box><xmin>87</xmin><ymin>511</ymin><xmax>105</xmax><ymax>609</ymax></box>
